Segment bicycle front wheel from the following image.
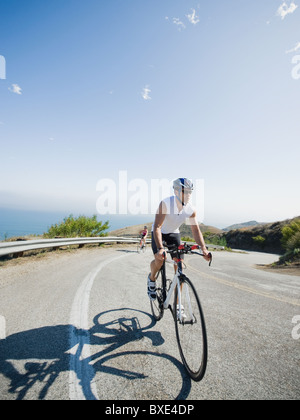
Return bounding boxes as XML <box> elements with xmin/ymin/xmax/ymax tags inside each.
<box><xmin>174</xmin><ymin>276</ymin><xmax>208</xmax><ymax>382</ymax></box>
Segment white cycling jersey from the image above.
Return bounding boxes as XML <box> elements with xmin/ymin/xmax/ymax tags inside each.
<box><xmin>152</xmin><ymin>196</ymin><xmax>195</xmax><ymax>234</ymax></box>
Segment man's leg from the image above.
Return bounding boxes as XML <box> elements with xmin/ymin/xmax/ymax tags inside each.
<box><xmin>150</xmin><ymin>258</ymin><xmax>163</xmax><ymax>282</ymax></box>
<box><xmin>147</xmin><ymin>234</ymin><xmax>164</xmax><ymax>300</ymax></box>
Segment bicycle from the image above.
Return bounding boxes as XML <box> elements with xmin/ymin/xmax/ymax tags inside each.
<box><xmin>137</xmin><ymin>235</ymin><xmax>147</xmax><ymax>254</ymax></box>
<box><xmin>150</xmin><ymin>242</ymin><xmax>212</xmax><ymax>382</ymax></box>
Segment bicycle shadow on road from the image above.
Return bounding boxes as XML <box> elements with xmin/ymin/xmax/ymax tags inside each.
<box><xmin>0</xmin><ymin>309</ymin><xmax>192</xmax><ymax>400</ymax></box>
<box><xmin>0</xmin><ymin>324</ymin><xmax>70</xmax><ymax>400</ymax></box>
<box><xmin>89</xmin><ymin>308</ymin><xmax>192</xmax><ymax>399</ymax></box>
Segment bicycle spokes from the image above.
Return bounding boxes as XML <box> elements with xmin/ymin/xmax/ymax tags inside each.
<box><xmin>174</xmin><ymin>278</ymin><xmax>207</xmax><ymax>381</ymax></box>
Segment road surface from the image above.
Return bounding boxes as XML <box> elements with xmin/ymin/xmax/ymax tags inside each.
<box><xmin>0</xmin><ymin>245</ymin><xmax>299</xmax><ymax>400</ymax></box>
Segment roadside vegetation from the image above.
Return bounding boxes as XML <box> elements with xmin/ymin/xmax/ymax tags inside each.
<box><xmin>181</xmin><ymin>232</ymin><xmax>229</xmax><ymax>250</ymax></box>
<box><xmin>203</xmin><ymin>232</ymin><xmax>228</xmax><ymax>248</ymax></box>
<box><xmin>278</xmin><ymin>218</ymin><xmax>300</xmax><ymax>266</ymax></box>
<box><xmin>43</xmin><ymin>215</ymin><xmax>110</xmax><ymax>239</ymax></box>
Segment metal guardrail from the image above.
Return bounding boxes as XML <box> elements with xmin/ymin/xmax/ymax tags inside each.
<box><xmin>0</xmin><ymin>236</ymin><xmax>222</xmax><ymax>259</ymax></box>
<box><xmin>0</xmin><ymin>237</ymin><xmax>149</xmax><ymax>258</ymax></box>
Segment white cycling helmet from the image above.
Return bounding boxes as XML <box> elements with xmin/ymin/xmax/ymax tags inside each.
<box><xmin>173</xmin><ymin>178</ymin><xmax>194</xmax><ymax>206</ymax></box>
<box><xmin>173</xmin><ymin>178</ymin><xmax>194</xmax><ymax>192</ymax></box>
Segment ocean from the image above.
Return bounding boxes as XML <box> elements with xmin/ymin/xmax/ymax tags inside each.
<box><xmin>0</xmin><ymin>208</ymin><xmax>154</xmax><ymax>240</ymax></box>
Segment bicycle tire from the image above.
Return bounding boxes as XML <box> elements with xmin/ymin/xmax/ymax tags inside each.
<box><xmin>174</xmin><ymin>275</ymin><xmax>208</xmax><ymax>382</ymax></box>
<box><xmin>150</xmin><ymin>265</ymin><xmax>166</xmax><ymax>322</ymax></box>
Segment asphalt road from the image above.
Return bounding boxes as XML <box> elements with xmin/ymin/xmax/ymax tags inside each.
<box><xmin>0</xmin><ymin>245</ymin><xmax>299</xmax><ymax>400</ymax></box>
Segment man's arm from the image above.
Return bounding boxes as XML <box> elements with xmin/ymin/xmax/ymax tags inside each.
<box><xmin>189</xmin><ymin>213</ymin><xmax>210</xmax><ymax>260</ymax></box>
<box><xmin>153</xmin><ymin>201</ymin><xmax>167</xmax><ymax>259</ymax></box>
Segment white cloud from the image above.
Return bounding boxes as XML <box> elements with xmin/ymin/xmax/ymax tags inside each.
<box><xmin>186</xmin><ymin>9</ymin><xmax>200</xmax><ymax>25</ymax></box>
<box><xmin>286</xmin><ymin>41</ymin><xmax>300</xmax><ymax>53</ymax></box>
<box><xmin>142</xmin><ymin>86</ymin><xmax>151</xmax><ymax>101</ymax></box>
<box><xmin>277</xmin><ymin>1</ymin><xmax>298</xmax><ymax>20</ymax></box>
<box><xmin>8</xmin><ymin>84</ymin><xmax>22</xmax><ymax>95</ymax></box>
<box><xmin>167</xmin><ymin>8</ymin><xmax>200</xmax><ymax>31</ymax></box>
<box><xmin>172</xmin><ymin>17</ymin><xmax>186</xmax><ymax>31</ymax></box>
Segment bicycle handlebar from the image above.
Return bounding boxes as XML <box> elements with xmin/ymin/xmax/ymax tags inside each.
<box><xmin>163</xmin><ymin>242</ymin><xmax>212</xmax><ymax>266</ymax></box>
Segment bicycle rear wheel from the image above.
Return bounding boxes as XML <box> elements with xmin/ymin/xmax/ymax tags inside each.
<box><xmin>174</xmin><ymin>276</ymin><xmax>208</xmax><ymax>381</ymax></box>
<box><xmin>150</xmin><ymin>267</ymin><xmax>165</xmax><ymax>322</ymax></box>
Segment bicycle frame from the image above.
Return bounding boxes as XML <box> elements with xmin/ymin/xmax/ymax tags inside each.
<box><xmin>160</xmin><ymin>244</ymin><xmax>212</xmax><ymax>322</ymax></box>
<box><xmin>161</xmin><ymin>258</ymin><xmax>187</xmax><ymax>323</ymax></box>
<box><xmin>163</xmin><ymin>265</ymin><xmax>180</xmax><ymax>310</ymax></box>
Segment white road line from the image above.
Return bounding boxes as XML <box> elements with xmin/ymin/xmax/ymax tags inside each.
<box><xmin>69</xmin><ymin>254</ymin><xmax>128</xmax><ymax>400</ymax></box>
<box><xmin>0</xmin><ymin>315</ymin><xmax>6</xmax><ymax>340</ymax></box>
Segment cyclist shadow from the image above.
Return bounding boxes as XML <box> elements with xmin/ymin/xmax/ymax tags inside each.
<box><xmin>0</xmin><ymin>309</ymin><xmax>192</xmax><ymax>400</ymax></box>
<box><xmin>89</xmin><ymin>308</ymin><xmax>192</xmax><ymax>399</ymax></box>
<box><xmin>0</xmin><ymin>324</ymin><xmax>70</xmax><ymax>400</ymax></box>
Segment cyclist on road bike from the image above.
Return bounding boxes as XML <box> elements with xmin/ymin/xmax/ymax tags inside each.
<box><xmin>147</xmin><ymin>178</ymin><xmax>211</xmax><ymax>301</ymax></box>
<box><xmin>139</xmin><ymin>226</ymin><xmax>148</xmax><ymax>248</ymax></box>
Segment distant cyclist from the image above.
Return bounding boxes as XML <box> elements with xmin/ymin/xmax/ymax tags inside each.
<box><xmin>147</xmin><ymin>178</ymin><xmax>210</xmax><ymax>301</ymax></box>
<box><xmin>139</xmin><ymin>226</ymin><xmax>148</xmax><ymax>248</ymax></box>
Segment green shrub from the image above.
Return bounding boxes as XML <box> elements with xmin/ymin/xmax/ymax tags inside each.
<box><xmin>281</xmin><ymin>219</ymin><xmax>300</xmax><ymax>252</ymax></box>
<box><xmin>203</xmin><ymin>232</ymin><xmax>227</xmax><ymax>247</ymax></box>
<box><xmin>44</xmin><ymin>214</ymin><xmax>109</xmax><ymax>238</ymax></box>
<box><xmin>279</xmin><ymin>219</ymin><xmax>300</xmax><ymax>264</ymax></box>
<box><xmin>181</xmin><ymin>236</ymin><xmax>195</xmax><ymax>243</ymax></box>
<box><xmin>252</xmin><ymin>235</ymin><xmax>266</xmax><ymax>247</ymax></box>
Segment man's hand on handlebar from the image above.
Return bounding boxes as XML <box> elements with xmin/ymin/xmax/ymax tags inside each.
<box><xmin>155</xmin><ymin>248</ymin><xmax>167</xmax><ymax>262</ymax></box>
<box><xmin>202</xmin><ymin>247</ymin><xmax>212</xmax><ymax>262</ymax></box>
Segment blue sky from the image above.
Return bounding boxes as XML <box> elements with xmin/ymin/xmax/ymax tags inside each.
<box><xmin>0</xmin><ymin>0</ymin><xmax>299</xmax><ymax>228</ymax></box>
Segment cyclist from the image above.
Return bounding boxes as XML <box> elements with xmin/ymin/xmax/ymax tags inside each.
<box><xmin>139</xmin><ymin>226</ymin><xmax>148</xmax><ymax>248</ymax></box>
<box><xmin>147</xmin><ymin>178</ymin><xmax>211</xmax><ymax>301</ymax></box>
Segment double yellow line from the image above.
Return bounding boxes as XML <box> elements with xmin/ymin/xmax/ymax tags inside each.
<box><xmin>187</xmin><ymin>264</ymin><xmax>300</xmax><ymax>307</ymax></box>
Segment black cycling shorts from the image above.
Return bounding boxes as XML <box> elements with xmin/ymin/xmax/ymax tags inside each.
<box><xmin>151</xmin><ymin>232</ymin><xmax>181</xmax><ymax>259</ymax></box>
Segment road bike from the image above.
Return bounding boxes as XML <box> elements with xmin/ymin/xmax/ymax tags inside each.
<box><xmin>150</xmin><ymin>243</ymin><xmax>212</xmax><ymax>382</ymax></box>
<box><xmin>137</xmin><ymin>235</ymin><xmax>147</xmax><ymax>253</ymax></box>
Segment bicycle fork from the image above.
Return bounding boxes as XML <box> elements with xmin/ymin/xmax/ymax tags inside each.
<box><xmin>182</xmin><ymin>282</ymin><xmax>197</xmax><ymax>325</ymax></box>
<box><xmin>163</xmin><ymin>274</ymin><xmax>192</xmax><ymax>324</ymax></box>
<box><xmin>164</xmin><ymin>273</ymin><xmax>180</xmax><ymax>312</ymax></box>
<box><xmin>170</xmin><ymin>278</ymin><xmax>198</xmax><ymax>326</ymax></box>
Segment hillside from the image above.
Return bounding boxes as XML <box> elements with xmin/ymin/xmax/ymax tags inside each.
<box><xmin>109</xmin><ymin>221</ymin><xmax>223</xmax><ymax>237</ymax></box>
<box><xmin>223</xmin><ymin>221</ymin><xmax>263</xmax><ymax>232</ymax></box>
<box><xmin>109</xmin><ymin>222</ymin><xmax>153</xmax><ymax>237</ymax></box>
<box><xmin>109</xmin><ymin>217</ymin><xmax>300</xmax><ymax>257</ymax></box>
<box><xmin>180</xmin><ymin>223</ymin><xmax>223</xmax><ymax>236</ymax></box>
<box><xmin>224</xmin><ymin>217</ymin><xmax>300</xmax><ymax>254</ymax></box>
